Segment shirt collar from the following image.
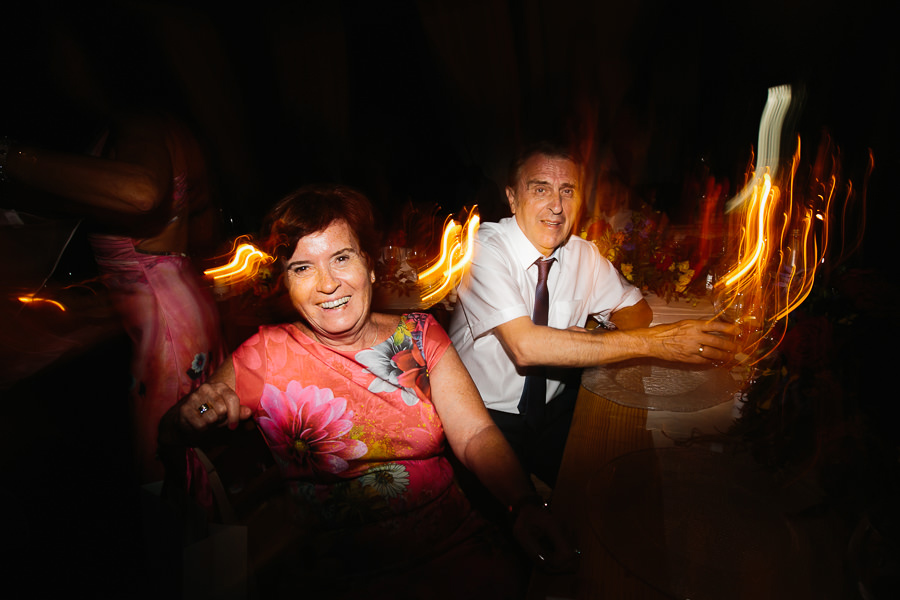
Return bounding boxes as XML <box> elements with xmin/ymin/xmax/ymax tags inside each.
<box><xmin>501</xmin><ymin>216</ymin><xmax>566</xmax><ymax>271</ymax></box>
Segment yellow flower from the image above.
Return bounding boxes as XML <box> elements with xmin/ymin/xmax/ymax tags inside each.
<box><xmin>676</xmin><ymin>260</ymin><xmax>691</xmax><ymax>273</ymax></box>
<box><xmin>621</xmin><ymin>263</ymin><xmax>634</xmax><ymax>281</ymax></box>
<box><xmin>674</xmin><ymin>270</ymin><xmax>695</xmax><ymax>293</ymax></box>
<box><xmin>392</xmin><ymin>318</ymin><xmax>413</xmax><ymax>345</ymax></box>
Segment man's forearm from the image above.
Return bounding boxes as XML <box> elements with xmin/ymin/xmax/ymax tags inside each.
<box><xmin>496</xmin><ymin>317</ymin><xmax>650</xmax><ymax>368</ymax></box>
<box><xmin>497</xmin><ymin>316</ymin><xmax>737</xmax><ymax>368</ymax></box>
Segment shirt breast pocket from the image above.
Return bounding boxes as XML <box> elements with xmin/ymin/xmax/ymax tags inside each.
<box><xmin>549</xmin><ymin>299</ymin><xmax>585</xmax><ymax>329</ymax></box>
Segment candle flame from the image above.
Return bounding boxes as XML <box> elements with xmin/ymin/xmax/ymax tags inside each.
<box><xmin>204</xmin><ymin>236</ymin><xmax>275</xmax><ymax>286</ymax></box>
<box><xmin>416</xmin><ymin>206</ymin><xmax>480</xmax><ymax>307</ymax></box>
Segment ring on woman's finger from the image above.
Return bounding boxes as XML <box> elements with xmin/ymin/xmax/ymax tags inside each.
<box><xmin>699</xmin><ymin>345</ymin><xmax>704</xmax><ymax>354</ymax></box>
<box><xmin>198</xmin><ymin>403</ymin><xmax>211</xmax><ymax>415</ymax></box>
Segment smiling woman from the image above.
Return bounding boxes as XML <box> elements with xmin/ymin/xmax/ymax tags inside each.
<box><xmin>158</xmin><ymin>183</ymin><xmax>578</xmax><ymax>598</ymax></box>
<box><xmin>282</xmin><ymin>220</ymin><xmax>377</xmax><ymax>350</ymax></box>
<box><xmin>262</xmin><ymin>185</ymin><xmax>382</xmax><ymax>351</ymax></box>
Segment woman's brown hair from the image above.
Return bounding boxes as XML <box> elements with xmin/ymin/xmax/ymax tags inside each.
<box><xmin>260</xmin><ymin>183</ymin><xmax>380</xmax><ymax>274</ymax></box>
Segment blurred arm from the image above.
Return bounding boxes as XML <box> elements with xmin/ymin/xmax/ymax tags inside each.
<box><xmin>5</xmin><ymin>116</ymin><xmax>173</xmax><ymax>220</ymax></box>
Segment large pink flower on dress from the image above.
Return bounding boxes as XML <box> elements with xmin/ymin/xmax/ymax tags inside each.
<box><xmin>258</xmin><ymin>381</ymin><xmax>367</xmax><ymax>476</ymax></box>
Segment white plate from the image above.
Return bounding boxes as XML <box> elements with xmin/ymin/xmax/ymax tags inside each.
<box><xmin>582</xmin><ymin>358</ymin><xmax>740</xmax><ymax>411</ymax></box>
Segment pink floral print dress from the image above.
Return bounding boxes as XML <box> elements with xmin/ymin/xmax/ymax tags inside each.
<box><xmin>232</xmin><ymin>313</ymin><xmax>483</xmax><ymax>576</ymax></box>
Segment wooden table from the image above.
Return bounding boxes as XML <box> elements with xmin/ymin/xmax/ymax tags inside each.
<box><xmin>527</xmin><ymin>384</ymin><xmax>674</xmax><ymax>600</ymax></box>
<box><xmin>527</xmin><ymin>379</ymin><xmax>851</xmax><ymax>600</ymax></box>
<box><xmin>528</xmin><ymin>296</ymin><xmax>724</xmax><ymax>598</ymax></box>
<box><xmin>526</xmin><ymin>295</ymin><xmax>846</xmax><ymax>599</ymax></box>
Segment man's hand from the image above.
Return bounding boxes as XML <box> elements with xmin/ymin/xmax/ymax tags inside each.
<box><xmin>643</xmin><ymin>319</ymin><xmax>739</xmax><ymax>364</ymax></box>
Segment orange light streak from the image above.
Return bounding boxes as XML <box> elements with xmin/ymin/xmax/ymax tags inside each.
<box><xmin>417</xmin><ymin>207</ymin><xmax>480</xmax><ymax>306</ymax></box>
<box><xmin>204</xmin><ymin>237</ymin><xmax>275</xmax><ymax>286</ymax></box>
<box><xmin>721</xmin><ymin>172</ymin><xmax>774</xmax><ymax>288</ymax></box>
<box><xmin>17</xmin><ymin>295</ymin><xmax>66</xmax><ymax>311</ymax></box>
<box><xmin>714</xmin><ymin>134</ymin><xmax>836</xmax><ymax>365</ymax></box>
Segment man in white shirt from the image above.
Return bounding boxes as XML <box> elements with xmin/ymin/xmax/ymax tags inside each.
<box><xmin>449</xmin><ymin>142</ymin><xmax>736</xmax><ymax>487</ymax></box>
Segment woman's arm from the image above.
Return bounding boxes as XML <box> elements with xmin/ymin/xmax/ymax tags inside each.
<box><xmin>4</xmin><ymin>116</ymin><xmax>174</xmax><ymax>225</ymax></box>
<box><xmin>429</xmin><ymin>344</ymin><xmax>575</xmax><ymax>568</ymax></box>
<box><xmin>428</xmin><ymin>345</ymin><xmax>530</xmax><ymax>499</ymax></box>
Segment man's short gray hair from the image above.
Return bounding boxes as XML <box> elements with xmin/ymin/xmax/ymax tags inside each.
<box><xmin>506</xmin><ymin>141</ymin><xmax>583</xmax><ymax>189</ymax></box>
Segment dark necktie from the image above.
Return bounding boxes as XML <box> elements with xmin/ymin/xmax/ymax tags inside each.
<box><xmin>518</xmin><ymin>257</ymin><xmax>554</xmax><ymax>428</ymax></box>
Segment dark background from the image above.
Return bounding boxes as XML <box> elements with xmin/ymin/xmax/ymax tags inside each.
<box><xmin>4</xmin><ymin>0</ymin><xmax>898</xmax><ymax>253</ymax></box>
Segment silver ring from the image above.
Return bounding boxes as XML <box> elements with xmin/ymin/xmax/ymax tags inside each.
<box><xmin>536</xmin><ymin>553</ymin><xmax>546</xmax><ymax>562</ymax></box>
<box><xmin>699</xmin><ymin>345</ymin><xmax>704</xmax><ymax>353</ymax></box>
<box><xmin>198</xmin><ymin>403</ymin><xmax>210</xmax><ymax>415</ymax></box>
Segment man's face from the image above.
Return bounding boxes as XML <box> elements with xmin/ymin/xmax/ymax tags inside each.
<box><xmin>506</xmin><ymin>154</ymin><xmax>580</xmax><ymax>256</ymax></box>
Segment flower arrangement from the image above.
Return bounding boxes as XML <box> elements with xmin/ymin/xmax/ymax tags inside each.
<box><xmin>581</xmin><ymin>203</ymin><xmax>710</xmax><ymax>303</ymax></box>
<box><xmin>373</xmin><ymin>201</ymin><xmax>442</xmax><ymax>301</ymax></box>
<box><xmin>374</xmin><ymin>243</ymin><xmax>419</xmax><ymax>299</ymax></box>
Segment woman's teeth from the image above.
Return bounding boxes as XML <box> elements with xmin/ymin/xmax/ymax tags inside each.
<box><xmin>320</xmin><ymin>296</ymin><xmax>350</xmax><ymax>309</ymax></box>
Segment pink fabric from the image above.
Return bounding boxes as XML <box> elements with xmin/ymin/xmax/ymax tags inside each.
<box><xmin>232</xmin><ymin>313</ymin><xmax>484</xmax><ymax>574</ymax></box>
<box><xmin>90</xmin><ymin>234</ymin><xmax>224</xmax><ymax>483</ymax></box>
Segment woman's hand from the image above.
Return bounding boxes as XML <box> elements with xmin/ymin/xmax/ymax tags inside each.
<box><xmin>175</xmin><ymin>381</ymin><xmax>252</xmax><ymax>434</ymax></box>
<box><xmin>158</xmin><ymin>357</ymin><xmax>249</xmax><ymax>447</ymax></box>
<box><xmin>512</xmin><ymin>500</ymin><xmax>580</xmax><ymax>573</ymax></box>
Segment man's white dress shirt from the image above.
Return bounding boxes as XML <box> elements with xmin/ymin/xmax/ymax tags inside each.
<box><xmin>448</xmin><ymin>217</ymin><xmax>643</xmax><ymax>414</ymax></box>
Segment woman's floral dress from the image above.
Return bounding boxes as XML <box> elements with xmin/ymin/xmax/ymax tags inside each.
<box><xmin>232</xmin><ymin>313</ymin><xmax>513</xmax><ymax>588</ymax></box>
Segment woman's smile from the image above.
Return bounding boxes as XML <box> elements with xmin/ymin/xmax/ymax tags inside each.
<box><xmin>319</xmin><ymin>295</ymin><xmax>351</xmax><ymax>310</ymax></box>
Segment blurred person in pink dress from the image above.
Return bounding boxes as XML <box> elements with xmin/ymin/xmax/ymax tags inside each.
<box><xmin>2</xmin><ymin>111</ymin><xmax>225</xmax><ymax>484</ymax></box>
